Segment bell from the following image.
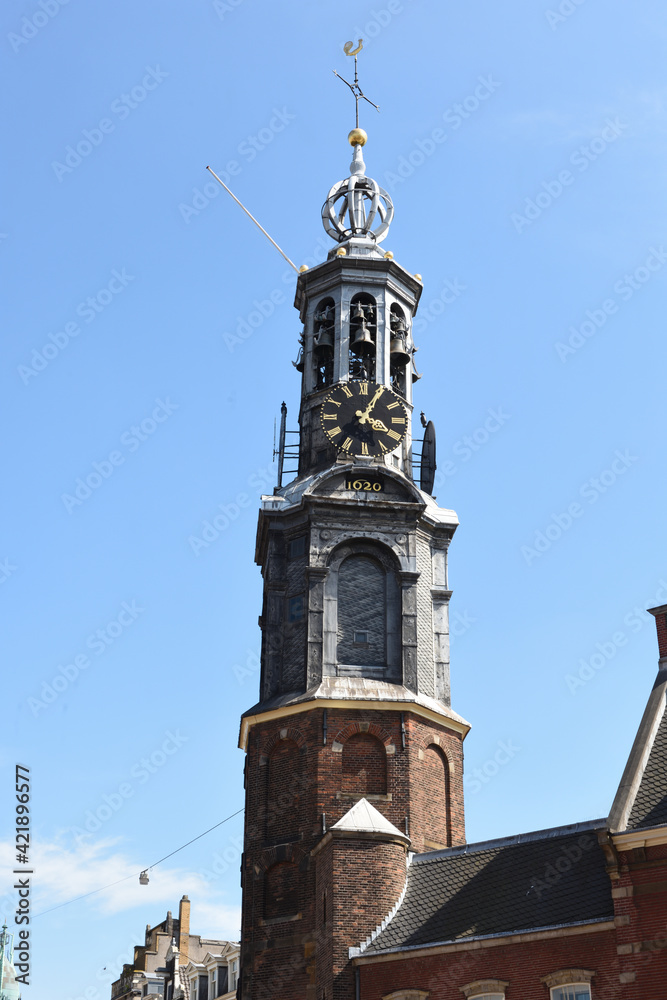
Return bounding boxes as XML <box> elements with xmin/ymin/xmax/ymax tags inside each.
<box><xmin>139</xmin><ymin>871</ymin><xmax>149</xmax><ymax>885</ymax></box>
<box><xmin>351</xmin><ymin>302</ymin><xmax>367</xmax><ymax>322</ymax></box>
<box><xmin>313</xmin><ymin>327</ymin><xmax>334</xmax><ymax>352</ymax></box>
<box><xmin>390</xmin><ymin>335</ymin><xmax>411</xmax><ymax>366</ymax></box>
<box><xmin>350</xmin><ymin>319</ymin><xmax>375</xmax><ymax>354</ymax></box>
<box><xmin>391</xmin><ymin>314</ymin><xmax>407</xmax><ymax>335</ymax></box>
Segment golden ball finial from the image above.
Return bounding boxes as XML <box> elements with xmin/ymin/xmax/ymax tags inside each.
<box><xmin>414</xmin><ymin>273</ymin><xmax>423</xmax><ymax>282</ymax></box>
<box><xmin>384</xmin><ymin>251</ymin><xmax>394</xmax><ymax>260</ymax></box>
<box><xmin>336</xmin><ymin>247</ymin><xmax>347</xmax><ymax>257</ymax></box>
<box><xmin>298</xmin><ymin>264</ymin><xmax>309</xmax><ymax>273</ymax></box>
<box><xmin>348</xmin><ymin>128</ymin><xmax>367</xmax><ymax>147</ymax></box>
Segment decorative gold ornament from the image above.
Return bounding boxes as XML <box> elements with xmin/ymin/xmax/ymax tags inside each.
<box><xmin>384</xmin><ymin>251</ymin><xmax>394</xmax><ymax>260</ymax></box>
<box><xmin>336</xmin><ymin>247</ymin><xmax>347</xmax><ymax>256</ymax></box>
<box><xmin>298</xmin><ymin>264</ymin><xmax>309</xmax><ymax>272</ymax></box>
<box><xmin>348</xmin><ymin>127</ymin><xmax>368</xmax><ymax>147</ymax></box>
<box><xmin>414</xmin><ymin>273</ymin><xmax>423</xmax><ymax>282</ymax></box>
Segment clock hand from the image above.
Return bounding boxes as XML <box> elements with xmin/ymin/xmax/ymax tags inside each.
<box><xmin>356</xmin><ymin>387</ymin><xmax>385</xmax><ymax>425</ymax></box>
<box><xmin>369</xmin><ymin>418</ymin><xmax>388</xmax><ymax>432</ymax></box>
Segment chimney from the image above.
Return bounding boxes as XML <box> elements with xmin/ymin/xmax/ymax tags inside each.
<box><xmin>648</xmin><ymin>604</ymin><xmax>667</xmax><ymax>664</ymax></box>
<box><xmin>178</xmin><ymin>895</ymin><xmax>190</xmax><ymax>964</ymax></box>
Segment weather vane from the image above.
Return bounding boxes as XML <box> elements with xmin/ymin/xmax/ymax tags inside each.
<box><xmin>333</xmin><ymin>39</ymin><xmax>380</xmax><ymax>129</ymax></box>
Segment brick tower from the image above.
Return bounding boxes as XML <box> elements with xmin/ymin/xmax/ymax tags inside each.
<box><xmin>238</xmin><ymin>117</ymin><xmax>470</xmax><ymax>1000</ymax></box>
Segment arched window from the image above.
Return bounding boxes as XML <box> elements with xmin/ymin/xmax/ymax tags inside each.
<box><xmin>313</xmin><ymin>297</ymin><xmax>335</xmax><ymax>388</ymax></box>
<box><xmin>422</xmin><ymin>744</ymin><xmax>450</xmax><ymax>846</ymax></box>
<box><xmin>265</xmin><ymin>739</ymin><xmax>302</xmax><ymax>839</ymax></box>
<box><xmin>542</xmin><ymin>969</ymin><xmax>594</xmax><ymax>1000</ymax></box>
<box><xmin>264</xmin><ymin>861</ymin><xmax>299</xmax><ymax>920</ymax></box>
<box><xmin>342</xmin><ymin>732</ymin><xmax>387</xmax><ymax>795</ymax></box>
<box><xmin>389</xmin><ymin>303</ymin><xmax>410</xmax><ymax>398</ymax></box>
<box><xmin>337</xmin><ymin>554</ymin><xmax>386</xmax><ymax>668</ymax></box>
<box><xmin>349</xmin><ymin>293</ymin><xmax>376</xmax><ymax>381</ymax></box>
<box><xmin>459</xmin><ymin>981</ymin><xmax>508</xmax><ymax>1000</ymax></box>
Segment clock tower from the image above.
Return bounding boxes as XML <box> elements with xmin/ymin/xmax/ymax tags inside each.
<box><xmin>238</xmin><ymin>125</ymin><xmax>470</xmax><ymax>1000</ymax></box>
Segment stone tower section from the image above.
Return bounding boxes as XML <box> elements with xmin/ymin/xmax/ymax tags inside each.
<box><xmin>238</xmin><ymin>126</ymin><xmax>470</xmax><ymax>1000</ymax></box>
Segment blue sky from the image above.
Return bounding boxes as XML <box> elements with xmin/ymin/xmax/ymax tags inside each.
<box><xmin>3</xmin><ymin>1</ymin><xmax>667</xmax><ymax>997</ymax></box>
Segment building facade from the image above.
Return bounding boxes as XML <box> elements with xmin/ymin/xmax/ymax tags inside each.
<box><xmin>236</xmin><ymin>117</ymin><xmax>667</xmax><ymax>1000</ymax></box>
<box><xmin>110</xmin><ymin>895</ymin><xmax>239</xmax><ymax>1000</ymax></box>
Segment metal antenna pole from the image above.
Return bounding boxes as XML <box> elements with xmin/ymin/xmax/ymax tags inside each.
<box><xmin>205</xmin><ymin>166</ymin><xmax>299</xmax><ymax>274</ymax></box>
<box><xmin>333</xmin><ymin>39</ymin><xmax>380</xmax><ymax>130</ymax></box>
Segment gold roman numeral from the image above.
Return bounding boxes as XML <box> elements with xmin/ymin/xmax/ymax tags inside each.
<box><xmin>358</xmin><ymin>382</ymin><xmax>368</xmax><ymax>395</ymax></box>
<box><xmin>361</xmin><ymin>442</ymin><xmax>369</xmax><ymax>455</ymax></box>
<box><xmin>342</xmin><ymin>386</ymin><xmax>353</xmax><ymax>398</ymax></box>
<box><xmin>387</xmin><ymin>401</ymin><xmax>400</xmax><ymax>410</ymax></box>
<box><xmin>341</xmin><ymin>437</ymin><xmax>353</xmax><ymax>452</ymax></box>
<box><xmin>379</xmin><ymin>442</ymin><xmax>388</xmax><ymax>453</ymax></box>
<box><xmin>387</xmin><ymin>430</ymin><xmax>402</xmax><ymax>441</ymax></box>
<box><xmin>322</xmin><ymin>413</ymin><xmax>337</xmax><ymax>420</ymax></box>
<box><xmin>391</xmin><ymin>417</ymin><xmax>406</xmax><ymax>425</ymax></box>
<box><xmin>328</xmin><ymin>425</ymin><xmax>342</xmax><ymax>437</ymax></box>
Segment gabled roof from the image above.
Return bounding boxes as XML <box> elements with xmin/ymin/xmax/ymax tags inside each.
<box><xmin>332</xmin><ymin>797</ymin><xmax>406</xmax><ymax>838</ymax></box>
<box><xmin>362</xmin><ymin>820</ymin><xmax>613</xmax><ymax>955</ymax></box>
<box><xmin>608</xmin><ymin>661</ymin><xmax>667</xmax><ymax>832</ymax></box>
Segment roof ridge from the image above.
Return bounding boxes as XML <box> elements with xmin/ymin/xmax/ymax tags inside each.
<box><xmin>412</xmin><ymin>817</ymin><xmax>607</xmax><ymax>862</ymax></box>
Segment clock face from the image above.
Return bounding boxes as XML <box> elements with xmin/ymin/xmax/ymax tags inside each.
<box><xmin>320</xmin><ymin>381</ymin><xmax>408</xmax><ymax>457</ymax></box>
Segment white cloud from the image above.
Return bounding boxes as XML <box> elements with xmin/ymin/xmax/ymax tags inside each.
<box><xmin>0</xmin><ymin>837</ymin><xmax>241</xmax><ymax>940</ymax></box>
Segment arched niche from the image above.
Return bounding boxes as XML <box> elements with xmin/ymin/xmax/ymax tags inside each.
<box><xmin>322</xmin><ymin>539</ymin><xmax>401</xmax><ymax>680</ymax></box>
<box><xmin>349</xmin><ymin>292</ymin><xmax>377</xmax><ymax>382</ymax></box>
<box><xmin>264</xmin><ymin>738</ymin><xmax>302</xmax><ymax>840</ymax></box>
<box><xmin>341</xmin><ymin>732</ymin><xmax>388</xmax><ymax>795</ymax></box>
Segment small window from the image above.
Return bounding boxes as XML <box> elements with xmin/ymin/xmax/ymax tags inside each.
<box><xmin>288</xmin><ymin>595</ymin><xmax>304</xmax><ymax>622</ymax></box>
<box><xmin>228</xmin><ymin>960</ymin><xmax>238</xmax><ymax>991</ymax></box>
<box><xmin>551</xmin><ymin>989</ymin><xmax>591</xmax><ymax>1000</ymax></box>
<box><xmin>353</xmin><ymin>630</ymin><xmax>369</xmax><ymax>644</ymax></box>
<box><xmin>289</xmin><ymin>535</ymin><xmax>306</xmax><ymax>558</ymax></box>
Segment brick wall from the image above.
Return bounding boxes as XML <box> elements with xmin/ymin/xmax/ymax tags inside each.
<box><xmin>240</xmin><ymin>704</ymin><xmax>466</xmax><ymax>998</ymax></box>
<box><xmin>357</xmin><ymin>929</ymin><xmax>620</xmax><ymax>999</ymax></box>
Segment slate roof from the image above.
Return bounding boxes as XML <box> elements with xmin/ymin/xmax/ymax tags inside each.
<box><xmin>363</xmin><ymin>820</ymin><xmax>613</xmax><ymax>955</ymax></box>
<box><xmin>627</xmin><ymin>695</ymin><xmax>667</xmax><ymax>830</ymax></box>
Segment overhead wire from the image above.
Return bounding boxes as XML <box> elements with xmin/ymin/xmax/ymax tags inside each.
<box><xmin>34</xmin><ymin>807</ymin><xmax>244</xmax><ymax>918</ymax></box>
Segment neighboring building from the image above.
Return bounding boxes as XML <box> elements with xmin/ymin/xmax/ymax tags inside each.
<box><xmin>234</xmin><ymin>109</ymin><xmax>667</xmax><ymax>999</ymax></box>
<box><xmin>110</xmin><ymin>895</ymin><xmax>239</xmax><ymax>1000</ymax></box>
<box><xmin>0</xmin><ymin>925</ymin><xmax>21</xmax><ymax>1000</ymax></box>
